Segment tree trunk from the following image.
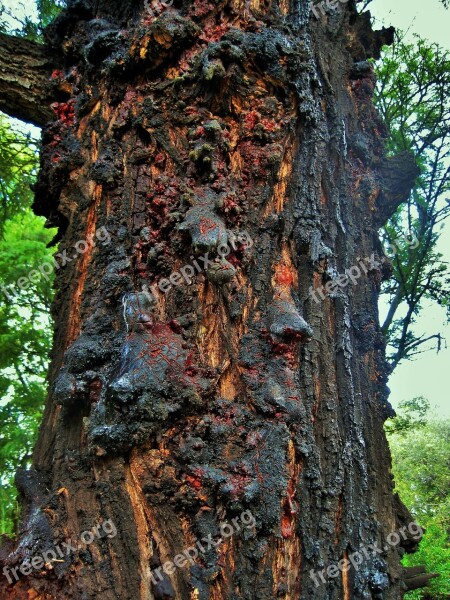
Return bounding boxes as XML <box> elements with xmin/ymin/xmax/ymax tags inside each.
<box><xmin>0</xmin><ymin>1</ymin><xmax>421</xmax><ymax>599</ymax></box>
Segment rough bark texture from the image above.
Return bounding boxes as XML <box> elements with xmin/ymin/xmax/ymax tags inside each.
<box><xmin>0</xmin><ymin>1</ymin><xmax>421</xmax><ymax>599</ymax></box>
<box><xmin>0</xmin><ymin>32</ymin><xmax>55</xmax><ymax>126</ymax></box>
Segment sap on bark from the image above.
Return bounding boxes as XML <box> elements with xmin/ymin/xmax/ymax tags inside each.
<box><xmin>50</xmin><ymin>100</ymin><xmax>76</xmax><ymax>126</ymax></box>
<box><xmin>268</xmin><ymin>263</ymin><xmax>313</xmax><ymax>343</ymax></box>
<box><xmin>206</xmin><ymin>259</ymin><xmax>237</xmax><ymax>284</ymax></box>
<box><xmin>87</xmin><ymin>292</ymin><xmax>214</xmax><ymax>453</ymax></box>
<box><xmin>179</xmin><ymin>205</ymin><xmax>228</xmax><ymax>253</ymax></box>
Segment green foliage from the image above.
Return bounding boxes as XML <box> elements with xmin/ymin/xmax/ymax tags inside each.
<box><xmin>385</xmin><ymin>396</ymin><xmax>430</xmax><ymax>435</ymax></box>
<box><xmin>0</xmin><ymin>115</ymin><xmax>39</xmax><ymax>232</ymax></box>
<box><xmin>374</xmin><ymin>34</ymin><xmax>450</xmax><ymax>370</ymax></box>
<box><xmin>21</xmin><ymin>0</ymin><xmax>64</xmax><ymax>42</ymax></box>
<box><xmin>0</xmin><ymin>116</ymin><xmax>55</xmax><ymax>535</ymax></box>
<box><xmin>387</xmin><ymin>410</ymin><xmax>450</xmax><ymax>599</ymax></box>
<box><xmin>0</xmin><ymin>0</ymin><xmax>61</xmax><ymax>537</ymax></box>
<box><xmin>36</xmin><ymin>0</ymin><xmax>64</xmax><ymax>27</ymax></box>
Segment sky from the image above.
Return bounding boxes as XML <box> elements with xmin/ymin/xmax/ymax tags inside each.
<box><xmin>371</xmin><ymin>0</ymin><xmax>449</xmax><ymax>50</ymax></box>
<box><xmin>0</xmin><ymin>1</ymin><xmax>35</xmax><ymax>27</ymax></box>
<box><xmin>1</xmin><ymin>0</ymin><xmax>449</xmax><ymax>418</ymax></box>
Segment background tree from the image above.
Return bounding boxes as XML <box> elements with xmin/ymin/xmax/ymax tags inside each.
<box><xmin>0</xmin><ymin>115</ymin><xmax>55</xmax><ymax>535</ymax></box>
<box><xmin>374</xmin><ymin>34</ymin><xmax>450</xmax><ymax>371</ymax></box>
<box><xmin>384</xmin><ymin>396</ymin><xmax>430</xmax><ymax>436</ymax></box>
<box><xmin>386</xmin><ymin>404</ymin><xmax>450</xmax><ymax>600</ymax></box>
<box><xmin>0</xmin><ymin>0</ymin><xmax>64</xmax><ymax>40</ymax></box>
<box><xmin>0</xmin><ymin>115</ymin><xmax>39</xmax><ymax>229</ymax></box>
<box><xmin>0</xmin><ymin>0</ymin><xmax>60</xmax><ymax>536</ymax></box>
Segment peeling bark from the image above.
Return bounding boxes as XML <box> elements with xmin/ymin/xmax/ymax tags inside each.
<box><xmin>0</xmin><ymin>33</ymin><xmax>56</xmax><ymax>126</ymax></box>
<box><xmin>0</xmin><ymin>1</ymin><xmax>422</xmax><ymax>599</ymax></box>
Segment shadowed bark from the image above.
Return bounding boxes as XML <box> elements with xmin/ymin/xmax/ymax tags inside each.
<box><xmin>0</xmin><ymin>1</ymin><xmax>428</xmax><ymax>599</ymax></box>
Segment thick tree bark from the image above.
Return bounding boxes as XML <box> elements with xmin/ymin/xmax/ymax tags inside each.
<box><xmin>0</xmin><ymin>1</ymin><xmax>425</xmax><ymax>599</ymax></box>
<box><xmin>0</xmin><ymin>32</ymin><xmax>55</xmax><ymax>126</ymax></box>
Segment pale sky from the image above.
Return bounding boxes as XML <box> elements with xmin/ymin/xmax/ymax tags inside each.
<box><xmin>1</xmin><ymin>0</ymin><xmax>449</xmax><ymax>417</ymax></box>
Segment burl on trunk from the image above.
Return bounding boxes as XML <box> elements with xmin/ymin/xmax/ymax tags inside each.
<box><xmin>0</xmin><ymin>0</ymin><xmax>421</xmax><ymax>599</ymax></box>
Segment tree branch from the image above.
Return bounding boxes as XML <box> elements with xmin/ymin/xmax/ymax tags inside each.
<box><xmin>0</xmin><ymin>33</ymin><xmax>55</xmax><ymax>126</ymax></box>
<box><xmin>403</xmin><ymin>566</ymin><xmax>439</xmax><ymax>591</ymax></box>
<box><xmin>375</xmin><ymin>151</ymin><xmax>420</xmax><ymax>227</ymax></box>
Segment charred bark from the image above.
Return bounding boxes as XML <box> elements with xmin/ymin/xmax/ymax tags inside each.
<box><xmin>0</xmin><ymin>33</ymin><xmax>56</xmax><ymax>126</ymax></box>
<box><xmin>0</xmin><ymin>1</ymin><xmax>422</xmax><ymax>599</ymax></box>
